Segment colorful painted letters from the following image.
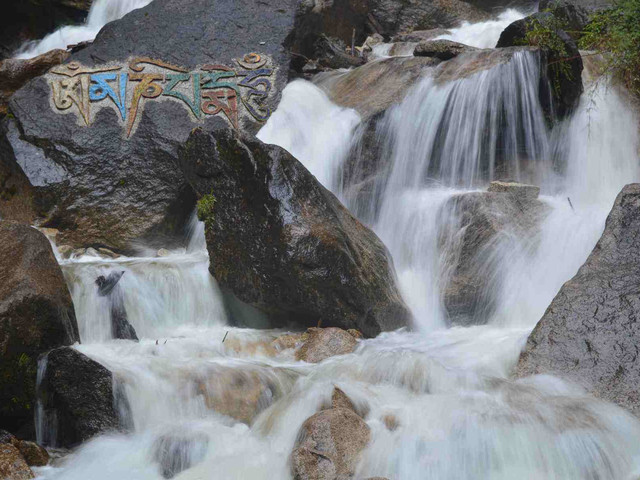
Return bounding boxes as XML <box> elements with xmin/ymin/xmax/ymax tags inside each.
<box><xmin>48</xmin><ymin>54</ymin><xmax>275</xmax><ymax>137</ymax></box>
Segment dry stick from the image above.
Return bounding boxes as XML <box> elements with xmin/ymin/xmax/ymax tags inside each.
<box><xmin>351</xmin><ymin>28</ymin><xmax>356</xmax><ymax>56</ymax></box>
<box><xmin>567</xmin><ymin>196</ymin><xmax>575</xmax><ymax>211</ymax></box>
<box><xmin>222</xmin><ymin>331</ymin><xmax>229</xmax><ymax>343</ymax></box>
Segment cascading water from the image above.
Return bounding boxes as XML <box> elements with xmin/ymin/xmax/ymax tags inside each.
<box><xmin>32</xmin><ymin>14</ymin><xmax>640</xmax><ymax>480</ymax></box>
<box><xmin>14</xmin><ymin>0</ymin><xmax>152</xmax><ymax>59</ymax></box>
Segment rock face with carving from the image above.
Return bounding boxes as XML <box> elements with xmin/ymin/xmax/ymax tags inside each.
<box><xmin>1</xmin><ymin>0</ymin><xmax>363</xmax><ymax>253</ymax></box>
<box><xmin>177</xmin><ymin>126</ymin><xmax>412</xmax><ymax>337</ymax></box>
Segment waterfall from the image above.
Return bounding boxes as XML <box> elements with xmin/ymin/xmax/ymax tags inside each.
<box><xmin>31</xmin><ymin>13</ymin><xmax>640</xmax><ymax>480</ymax></box>
<box><xmin>14</xmin><ymin>0</ymin><xmax>152</xmax><ymax>59</ymax></box>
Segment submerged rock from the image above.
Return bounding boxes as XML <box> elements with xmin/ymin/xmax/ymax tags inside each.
<box><xmin>291</xmin><ymin>407</ymin><xmax>370</xmax><ymax>480</ymax></box>
<box><xmin>439</xmin><ymin>188</ymin><xmax>548</xmax><ymax>325</ymax></box>
<box><xmin>153</xmin><ymin>432</ymin><xmax>209</xmax><ymax>479</ymax></box>
<box><xmin>178</xmin><ymin>127</ymin><xmax>411</xmax><ymax>337</ymax></box>
<box><xmin>516</xmin><ymin>184</ymin><xmax>640</xmax><ymax>415</ymax></box>
<box><xmin>96</xmin><ymin>271</ymin><xmax>138</xmax><ymax>341</ymax></box>
<box><xmin>414</xmin><ymin>39</ymin><xmax>478</xmax><ymax>60</ymax></box>
<box><xmin>487</xmin><ymin>181</ymin><xmax>540</xmax><ymax>200</ymax></box>
<box><xmin>0</xmin><ymin>222</ymin><xmax>79</xmax><ymax>433</ymax></box>
<box><xmin>38</xmin><ymin>346</ymin><xmax>128</xmax><ymax>447</ymax></box>
<box><xmin>0</xmin><ymin>443</ymin><xmax>33</xmax><ymax>480</ymax></box>
<box><xmin>496</xmin><ymin>12</ymin><xmax>583</xmax><ymax>119</ymax></box>
<box><xmin>296</xmin><ymin>328</ymin><xmax>359</xmax><ymax>363</ymax></box>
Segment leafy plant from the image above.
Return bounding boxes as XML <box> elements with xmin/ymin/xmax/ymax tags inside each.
<box><xmin>197</xmin><ymin>192</ymin><xmax>217</xmax><ymax>228</ymax></box>
<box><xmin>579</xmin><ymin>0</ymin><xmax>640</xmax><ymax>98</ymax></box>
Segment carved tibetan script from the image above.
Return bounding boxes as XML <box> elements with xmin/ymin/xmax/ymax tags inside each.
<box><xmin>48</xmin><ymin>53</ymin><xmax>275</xmax><ymax>137</ymax></box>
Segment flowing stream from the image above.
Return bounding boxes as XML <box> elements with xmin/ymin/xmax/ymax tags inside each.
<box><xmin>14</xmin><ymin>0</ymin><xmax>152</xmax><ymax>59</ymax></box>
<box><xmin>34</xmin><ymin>12</ymin><xmax>640</xmax><ymax>480</ymax></box>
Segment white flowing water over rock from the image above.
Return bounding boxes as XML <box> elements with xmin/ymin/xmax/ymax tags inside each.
<box><xmin>14</xmin><ymin>0</ymin><xmax>152</xmax><ymax>59</ymax></box>
<box><xmin>35</xmin><ymin>24</ymin><xmax>640</xmax><ymax>480</ymax></box>
<box><xmin>435</xmin><ymin>9</ymin><xmax>528</xmax><ymax>48</ymax></box>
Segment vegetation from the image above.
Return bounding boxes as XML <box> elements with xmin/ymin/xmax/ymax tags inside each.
<box><xmin>197</xmin><ymin>192</ymin><xmax>217</xmax><ymax>228</ymax></box>
<box><xmin>579</xmin><ymin>0</ymin><xmax>640</xmax><ymax>97</ymax></box>
<box><xmin>520</xmin><ymin>15</ymin><xmax>573</xmax><ymax>96</ymax></box>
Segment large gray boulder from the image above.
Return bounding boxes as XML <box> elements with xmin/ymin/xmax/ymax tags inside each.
<box><xmin>37</xmin><ymin>346</ymin><xmax>129</xmax><ymax>447</ymax></box>
<box><xmin>0</xmin><ymin>222</ymin><xmax>79</xmax><ymax>434</ymax></box>
<box><xmin>2</xmin><ymin>0</ymin><xmax>385</xmax><ymax>253</ymax></box>
<box><xmin>177</xmin><ymin>126</ymin><xmax>411</xmax><ymax>337</ymax></box>
<box><xmin>496</xmin><ymin>12</ymin><xmax>583</xmax><ymax>120</ymax></box>
<box><xmin>516</xmin><ymin>184</ymin><xmax>640</xmax><ymax>416</ymax></box>
<box><xmin>439</xmin><ymin>186</ymin><xmax>548</xmax><ymax>325</ymax></box>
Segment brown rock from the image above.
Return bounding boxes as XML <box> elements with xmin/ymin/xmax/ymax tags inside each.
<box><xmin>347</xmin><ymin>329</ymin><xmax>363</xmax><ymax>339</ymax></box>
<box><xmin>16</xmin><ymin>441</ymin><xmax>48</xmax><ymax>467</ymax></box>
<box><xmin>272</xmin><ymin>332</ymin><xmax>307</xmax><ymax>352</ymax></box>
<box><xmin>0</xmin><ymin>443</ymin><xmax>34</xmax><ymax>480</ymax></box>
<box><xmin>197</xmin><ymin>368</ymin><xmax>276</xmax><ymax>424</ymax></box>
<box><xmin>381</xmin><ymin>414</ymin><xmax>399</xmax><ymax>431</ymax></box>
<box><xmin>487</xmin><ymin>181</ymin><xmax>540</xmax><ymax>200</ymax></box>
<box><xmin>296</xmin><ymin>328</ymin><xmax>358</xmax><ymax>364</ymax></box>
<box><xmin>291</xmin><ymin>408</ymin><xmax>371</xmax><ymax>480</ymax></box>
<box><xmin>0</xmin><ymin>49</ymin><xmax>69</xmax><ymax>114</ymax></box>
<box><xmin>414</xmin><ymin>39</ymin><xmax>477</xmax><ymax>60</ymax></box>
<box><xmin>331</xmin><ymin>388</ymin><xmax>356</xmax><ymax>412</ymax></box>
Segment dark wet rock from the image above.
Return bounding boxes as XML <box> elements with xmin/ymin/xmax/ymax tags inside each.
<box><xmin>0</xmin><ymin>443</ymin><xmax>33</xmax><ymax>480</ymax></box>
<box><xmin>439</xmin><ymin>189</ymin><xmax>549</xmax><ymax>325</ymax></box>
<box><xmin>0</xmin><ymin>222</ymin><xmax>79</xmax><ymax>433</ymax></box>
<box><xmin>496</xmin><ymin>12</ymin><xmax>583</xmax><ymax>119</ymax></box>
<box><xmin>0</xmin><ymin>49</ymin><xmax>69</xmax><ymax>115</ymax></box>
<box><xmin>296</xmin><ymin>328</ymin><xmax>359</xmax><ymax>363</ymax></box>
<box><xmin>414</xmin><ymin>39</ymin><xmax>478</xmax><ymax>60</ymax></box>
<box><xmin>178</xmin><ymin>127</ymin><xmax>411</xmax><ymax>337</ymax></box>
<box><xmin>153</xmin><ymin>432</ymin><xmax>209</xmax><ymax>479</ymax></box>
<box><xmin>38</xmin><ymin>346</ymin><xmax>129</xmax><ymax>447</ymax></box>
<box><xmin>0</xmin><ymin>0</ymin><xmax>90</xmax><ymax>61</ymax></box>
<box><xmin>291</xmin><ymin>407</ymin><xmax>370</xmax><ymax>480</ymax></box>
<box><xmin>516</xmin><ymin>184</ymin><xmax>640</xmax><ymax>416</ymax></box>
<box><xmin>314</xmin><ymin>35</ymin><xmax>366</xmax><ymax>70</ymax></box>
<box><xmin>367</xmin><ymin>0</ymin><xmax>489</xmax><ymax>37</ymax></box>
<box><xmin>16</xmin><ymin>441</ymin><xmax>49</xmax><ymax>467</ymax></box>
<box><xmin>96</xmin><ymin>271</ymin><xmax>138</xmax><ymax>341</ymax></box>
<box><xmin>539</xmin><ymin>0</ymin><xmax>590</xmax><ymax>38</ymax></box>
<box><xmin>392</xmin><ymin>28</ymin><xmax>452</xmax><ymax>42</ymax></box>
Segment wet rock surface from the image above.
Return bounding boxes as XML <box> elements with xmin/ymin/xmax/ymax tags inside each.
<box><xmin>291</xmin><ymin>391</ymin><xmax>371</xmax><ymax>480</ymax></box>
<box><xmin>516</xmin><ymin>184</ymin><xmax>640</xmax><ymax>416</ymax></box>
<box><xmin>38</xmin><ymin>346</ymin><xmax>127</xmax><ymax>447</ymax></box>
<box><xmin>296</xmin><ymin>328</ymin><xmax>359</xmax><ymax>363</ymax></box>
<box><xmin>496</xmin><ymin>11</ymin><xmax>583</xmax><ymax>119</ymax></box>
<box><xmin>178</xmin><ymin>126</ymin><xmax>411</xmax><ymax>337</ymax></box>
<box><xmin>95</xmin><ymin>271</ymin><xmax>138</xmax><ymax>341</ymax></box>
<box><xmin>414</xmin><ymin>39</ymin><xmax>478</xmax><ymax>60</ymax></box>
<box><xmin>153</xmin><ymin>432</ymin><xmax>209</xmax><ymax>479</ymax></box>
<box><xmin>439</xmin><ymin>187</ymin><xmax>549</xmax><ymax>325</ymax></box>
<box><xmin>0</xmin><ymin>222</ymin><xmax>79</xmax><ymax>433</ymax></box>
<box><xmin>0</xmin><ymin>443</ymin><xmax>33</xmax><ymax>480</ymax></box>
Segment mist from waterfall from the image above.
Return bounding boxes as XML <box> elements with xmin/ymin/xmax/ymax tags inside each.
<box><xmin>14</xmin><ymin>0</ymin><xmax>151</xmax><ymax>59</ymax></box>
<box><xmin>33</xmin><ymin>14</ymin><xmax>640</xmax><ymax>480</ymax></box>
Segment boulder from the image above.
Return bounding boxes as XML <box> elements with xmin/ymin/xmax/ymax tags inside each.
<box><xmin>516</xmin><ymin>184</ymin><xmax>640</xmax><ymax>415</ymax></box>
<box><xmin>2</xmin><ymin>0</ymin><xmax>338</xmax><ymax>253</ymax></box>
<box><xmin>177</xmin><ymin>126</ymin><xmax>411</xmax><ymax>337</ymax></box>
<box><xmin>487</xmin><ymin>181</ymin><xmax>540</xmax><ymax>200</ymax></box>
<box><xmin>414</xmin><ymin>39</ymin><xmax>478</xmax><ymax>60</ymax></box>
<box><xmin>0</xmin><ymin>222</ymin><xmax>79</xmax><ymax>433</ymax></box>
<box><xmin>367</xmin><ymin>0</ymin><xmax>489</xmax><ymax>37</ymax></box>
<box><xmin>296</xmin><ymin>328</ymin><xmax>359</xmax><ymax>363</ymax></box>
<box><xmin>196</xmin><ymin>367</ymin><xmax>277</xmax><ymax>424</ymax></box>
<box><xmin>331</xmin><ymin>387</ymin><xmax>356</xmax><ymax>412</ymax></box>
<box><xmin>0</xmin><ymin>49</ymin><xmax>70</xmax><ymax>115</ymax></box>
<box><xmin>37</xmin><ymin>346</ymin><xmax>127</xmax><ymax>447</ymax></box>
<box><xmin>538</xmin><ymin>0</ymin><xmax>590</xmax><ymax>38</ymax></box>
<box><xmin>391</xmin><ymin>28</ymin><xmax>452</xmax><ymax>43</ymax></box>
<box><xmin>439</xmin><ymin>188</ymin><xmax>548</xmax><ymax>325</ymax></box>
<box><xmin>496</xmin><ymin>12</ymin><xmax>583</xmax><ymax>119</ymax></box>
<box><xmin>152</xmin><ymin>432</ymin><xmax>208</xmax><ymax>479</ymax></box>
<box><xmin>15</xmin><ymin>441</ymin><xmax>48</xmax><ymax>467</ymax></box>
<box><xmin>291</xmin><ymin>407</ymin><xmax>370</xmax><ymax>480</ymax></box>
<box><xmin>0</xmin><ymin>443</ymin><xmax>33</xmax><ymax>480</ymax></box>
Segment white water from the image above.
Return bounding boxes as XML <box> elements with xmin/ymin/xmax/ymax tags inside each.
<box><xmin>34</xmin><ymin>17</ymin><xmax>640</xmax><ymax>480</ymax></box>
<box><xmin>14</xmin><ymin>0</ymin><xmax>152</xmax><ymax>59</ymax></box>
<box><xmin>435</xmin><ymin>9</ymin><xmax>528</xmax><ymax>48</ymax></box>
